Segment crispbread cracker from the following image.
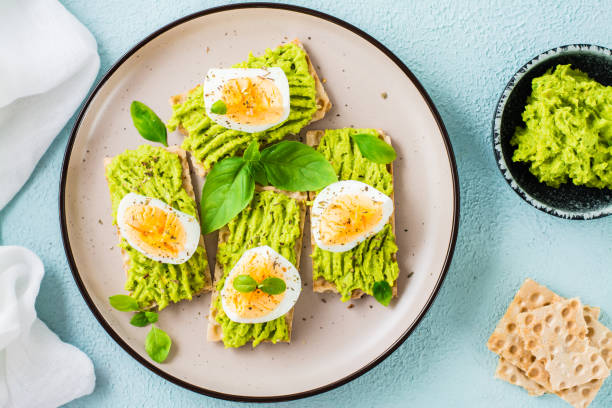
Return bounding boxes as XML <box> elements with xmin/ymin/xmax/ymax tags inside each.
<box><xmin>305</xmin><ymin>129</ymin><xmax>397</xmax><ymax>299</ymax></box>
<box><xmin>207</xmin><ymin>187</ymin><xmax>307</xmax><ymax>345</ymax></box>
<box><xmin>103</xmin><ymin>146</ymin><xmax>212</xmax><ymax>308</ymax></box>
<box><xmin>170</xmin><ymin>39</ymin><xmax>331</xmax><ymax>178</ymax></box>
<box><xmin>495</xmin><ymin>358</ymin><xmax>547</xmax><ymax>396</ymax></box>
<box><xmin>487</xmin><ymin>279</ymin><xmax>561</xmax><ymax>389</ymax></box>
<box><xmin>517</xmin><ymin>298</ymin><xmax>608</xmax><ymax>391</ymax></box>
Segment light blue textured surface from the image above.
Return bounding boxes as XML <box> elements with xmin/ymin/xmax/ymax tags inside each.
<box><xmin>1</xmin><ymin>0</ymin><xmax>611</xmax><ymax>406</ymax></box>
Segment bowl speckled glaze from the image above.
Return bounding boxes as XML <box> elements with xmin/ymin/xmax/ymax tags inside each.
<box><xmin>493</xmin><ymin>44</ymin><xmax>612</xmax><ymax>220</ymax></box>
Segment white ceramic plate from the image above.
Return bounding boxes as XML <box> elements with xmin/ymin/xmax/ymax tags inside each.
<box><xmin>60</xmin><ymin>4</ymin><xmax>458</xmax><ymax>401</ymax></box>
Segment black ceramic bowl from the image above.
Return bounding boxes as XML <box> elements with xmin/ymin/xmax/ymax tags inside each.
<box><xmin>493</xmin><ymin>44</ymin><xmax>612</xmax><ymax>220</ymax></box>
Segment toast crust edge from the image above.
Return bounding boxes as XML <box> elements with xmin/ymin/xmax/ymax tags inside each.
<box><xmin>306</xmin><ymin>129</ymin><xmax>398</xmax><ymax>300</ymax></box>
<box><xmin>207</xmin><ymin>187</ymin><xmax>307</xmax><ymax>345</ymax></box>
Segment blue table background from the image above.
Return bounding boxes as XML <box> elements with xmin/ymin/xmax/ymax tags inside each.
<box><xmin>1</xmin><ymin>0</ymin><xmax>611</xmax><ymax>406</ymax></box>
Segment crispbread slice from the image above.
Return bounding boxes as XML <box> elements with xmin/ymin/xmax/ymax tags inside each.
<box><xmin>103</xmin><ymin>146</ymin><xmax>212</xmax><ymax>308</ymax></box>
<box><xmin>517</xmin><ymin>298</ymin><xmax>609</xmax><ymax>391</ymax></box>
<box><xmin>306</xmin><ymin>129</ymin><xmax>397</xmax><ymax>299</ymax></box>
<box><xmin>556</xmin><ymin>379</ymin><xmax>605</xmax><ymax>408</ymax></box>
<box><xmin>495</xmin><ymin>358</ymin><xmax>547</xmax><ymax>396</ymax></box>
<box><xmin>487</xmin><ymin>279</ymin><xmax>562</xmax><ymax>389</ymax></box>
<box><xmin>207</xmin><ymin>187</ymin><xmax>307</xmax><ymax>345</ymax></box>
<box><xmin>170</xmin><ymin>39</ymin><xmax>331</xmax><ymax>178</ymax></box>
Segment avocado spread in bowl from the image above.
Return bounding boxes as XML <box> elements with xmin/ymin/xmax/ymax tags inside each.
<box><xmin>511</xmin><ymin>64</ymin><xmax>612</xmax><ymax>189</ymax></box>
<box><xmin>493</xmin><ymin>44</ymin><xmax>612</xmax><ymax>219</ymax></box>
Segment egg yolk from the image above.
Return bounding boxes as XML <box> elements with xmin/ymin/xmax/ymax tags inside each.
<box><xmin>221</xmin><ymin>76</ymin><xmax>284</xmax><ymax>125</ymax></box>
<box><xmin>319</xmin><ymin>194</ymin><xmax>383</xmax><ymax>246</ymax></box>
<box><xmin>122</xmin><ymin>204</ymin><xmax>186</xmax><ymax>258</ymax></box>
<box><xmin>227</xmin><ymin>252</ymin><xmax>285</xmax><ymax>319</ymax></box>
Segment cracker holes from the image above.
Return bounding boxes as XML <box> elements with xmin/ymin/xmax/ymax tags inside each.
<box><xmin>570</xmin><ymin>299</ymin><xmax>579</xmax><ymax>309</ymax></box>
<box><xmin>533</xmin><ymin>323</ymin><xmax>542</xmax><ymax>334</ymax></box>
<box><xmin>529</xmin><ymin>292</ymin><xmax>542</xmax><ymax>304</ymax></box>
<box><xmin>545</xmin><ymin>314</ymin><xmax>553</xmax><ymax>324</ymax></box>
<box><xmin>561</xmin><ymin>307</ymin><xmax>570</xmax><ymax>317</ymax></box>
<box><xmin>509</xmin><ymin>345</ymin><xmax>518</xmax><ymax>354</ymax></box>
<box><xmin>590</xmin><ymin>353</ymin><xmax>598</xmax><ymax>363</ymax></box>
<box><xmin>575</xmin><ymin>364</ymin><xmax>584</xmax><ymax>375</ymax></box>
<box><xmin>566</xmin><ymin>320</ymin><xmax>575</xmax><ymax>330</ymax></box>
<box><xmin>525</xmin><ymin>314</ymin><xmax>534</xmax><ymax>325</ymax></box>
<box><xmin>582</xmin><ymin>387</ymin><xmax>591</xmax><ymax>397</ymax></box>
<box><xmin>506</xmin><ymin>323</ymin><xmax>516</xmax><ymax>332</ymax></box>
<box><xmin>528</xmin><ymin>367</ymin><xmax>539</xmax><ymax>378</ymax></box>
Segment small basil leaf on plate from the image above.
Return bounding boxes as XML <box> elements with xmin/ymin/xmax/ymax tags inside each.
<box><xmin>130</xmin><ymin>101</ymin><xmax>168</xmax><ymax>146</ymax></box>
<box><xmin>372</xmin><ymin>281</ymin><xmax>392</xmax><ymax>306</ymax></box>
<box><xmin>243</xmin><ymin>140</ymin><xmax>261</xmax><ymax>163</ymax></box>
<box><xmin>130</xmin><ymin>311</ymin><xmax>149</xmax><ymax>327</ymax></box>
<box><xmin>258</xmin><ymin>277</ymin><xmax>286</xmax><ymax>295</ymax></box>
<box><xmin>260</xmin><ymin>141</ymin><xmax>337</xmax><ymax>191</ymax></box>
<box><xmin>200</xmin><ymin>157</ymin><xmax>255</xmax><ymax>234</ymax></box>
<box><xmin>248</xmin><ymin>161</ymin><xmax>269</xmax><ymax>186</ymax></box>
<box><xmin>145</xmin><ymin>325</ymin><xmax>172</xmax><ymax>363</ymax></box>
<box><xmin>210</xmin><ymin>100</ymin><xmax>227</xmax><ymax>115</ymax></box>
<box><xmin>145</xmin><ymin>311</ymin><xmax>159</xmax><ymax>324</ymax></box>
<box><xmin>351</xmin><ymin>133</ymin><xmax>396</xmax><ymax>164</ymax></box>
<box><xmin>233</xmin><ymin>275</ymin><xmax>257</xmax><ymax>293</ymax></box>
<box><xmin>109</xmin><ymin>294</ymin><xmax>140</xmax><ymax>312</ymax></box>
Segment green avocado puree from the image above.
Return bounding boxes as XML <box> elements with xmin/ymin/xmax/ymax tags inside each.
<box><xmin>167</xmin><ymin>42</ymin><xmax>318</xmax><ymax>172</ymax></box>
<box><xmin>105</xmin><ymin>145</ymin><xmax>210</xmax><ymax>310</ymax></box>
<box><xmin>511</xmin><ymin>64</ymin><xmax>612</xmax><ymax>189</ymax></box>
<box><xmin>311</xmin><ymin>128</ymin><xmax>399</xmax><ymax>301</ymax></box>
<box><xmin>214</xmin><ymin>190</ymin><xmax>302</xmax><ymax>348</ymax></box>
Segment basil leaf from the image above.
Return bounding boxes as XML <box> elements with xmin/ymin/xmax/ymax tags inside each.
<box><xmin>243</xmin><ymin>140</ymin><xmax>261</xmax><ymax>162</ymax></box>
<box><xmin>145</xmin><ymin>325</ymin><xmax>172</xmax><ymax>363</ymax></box>
<box><xmin>130</xmin><ymin>101</ymin><xmax>168</xmax><ymax>146</ymax></box>
<box><xmin>109</xmin><ymin>294</ymin><xmax>140</xmax><ymax>312</ymax></box>
<box><xmin>145</xmin><ymin>311</ymin><xmax>159</xmax><ymax>324</ymax></box>
<box><xmin>233</xmin><ymin>275</ymin><xmax>257</xmax><ymax>293</ymax></box>
<box><xmin>351</xmin><ymin>133</ymin><xmax>396</xmax><ymax>164</ymax></box>
<box><xmin>200</xmin><ymin>157</ymin><xmax>255</xmax><ymax>234</ymax></box>
<box><xmin>248</xmin><ymin>161</ymin><xmax>268</xmax><ymax>186</ymax></box>
<box><xmin>130</xmin><ymin>312</ymin><xmax>149</xmax><ymax>327</ymax></box>
<box><xmin>258</xmin><ymin>277</ymin><xmax>286</xmax><ymax>295</ymax></box>
<box><xmin>372</xmin><ymin>281</ymin><xmax>393</xmax><ymax>306</ymax></box>
<box><xmin>210</xmin><ymin>100</ymin><xmax>227</xmax><ymax>115</ymax></box>
<box><xmin>260</xmin><ymin>141</ymin><xmax>337</xmax><ymax>191</ymax></box>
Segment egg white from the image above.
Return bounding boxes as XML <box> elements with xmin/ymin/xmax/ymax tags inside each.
<box><xmin>221</xmin><ymin>245</ymin><xmax>301</xmax><ymax>324</ymax></box>
<box><xmin>311</xmin><ymin>180</ymin><xmax>394</xmax><ymax>253</ymax></box>
<box><xmin>203</xmin><ymin>67</ymin><xmax>291</xmax><ymax>133</ymax></box>
<box><xmin>116</xmin><ymin>193</ymin><xmax>201</xmax><ymax>265</ymax></box>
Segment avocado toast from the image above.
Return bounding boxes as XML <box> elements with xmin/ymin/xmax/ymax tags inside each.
<box><xmin>104</xmin><ymin>144</ymin><xmax>212</xmax><ymax>310</ymax></box>
<box><xmin>306</xmin><ymin>129</ymin><xmax>399</xmax><ymax>301</ymax></box>
<box><xmin>167</xmin><ymin>39</ymin><xmax>332</xmax><ymax>178</ymax></box>
<box><xmin>207</xmin><ymin>187</ymin><xmax>307</xmax><ymax>348</ymax></box>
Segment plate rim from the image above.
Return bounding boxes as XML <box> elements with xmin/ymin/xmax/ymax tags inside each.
<box><xmin>59</xmin><ymin>2</ymin><xmax>460</xmax><ymax>402</ymax></box>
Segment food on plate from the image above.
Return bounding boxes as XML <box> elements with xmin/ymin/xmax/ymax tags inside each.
<box><xmin>511</xmin><ymin>64</ymin><xmax>612</xmax><ymax>189</ymax></box>
<box><xmin>104</xmin><ymin>145</ymin><xmax>212</xmax><ymax>310</ymax></box>
<box><xmin>207</xmin><ymin>188</ymin><xmax>306</xmax><ymax>348</ymax></box>
<box><xmin>203</xmin><ymin>67</ymin><xmax>291</xmax><ymax>133</ymax></box>
<box><xmin>487</xmin><ymin>279</ymin><xmax>612</xmax><ymax>407</ymax></box>
<box><xmin>311</xmin><ymin>180</ymin><xmax>393</xmax><ymax>253</ymax></box>
<box><xmin>306</xmin><ymin>128</ymin><xmax>399</xmax><ymax>302</ymax></box>
<box><xmin>167</xmin><ymin>39</ymin><xmax>332</xmax><ymax>177</ymax></box>
<box><xmin>220</xmin><ymin>245</ymin><xmax>301</xmax><ymax>324</ymax></box>
<box><xmin>116</xmin><ymin>193</ymin><xmax>200</xmax><ymax>265</ymax></box>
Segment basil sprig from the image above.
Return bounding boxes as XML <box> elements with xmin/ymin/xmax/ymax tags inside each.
<box><xmin>351</xmin><ymin>133</ymin><xmax>396</xmax><ymax>164</ymax></box>
<box><xmin>233</xmin><ymin>275</ymin><xmax>287</xmax><ymax>295</ymax></box>
<box><xmin>109</xmin><ymin>295</ymin><xmax>170</xmax><ymax>363</ymax></box>
<box><xmin>372</xmin><ymin>281</ymin><xmax>393</xmax><ymax>306</ymax></box>
<box><xmin>201</xmin><ymin>140</ymin><xmax>336</xmax><ymax>233</ymax></box>
<box><xmin>210</xmin><ymin>100</ymin><xmax>227</xmax><ymax>115</ymax></box>
<box><xmin>130</xmin><ymin>101</ymin><xmax>168</xmax><ymax>146</ymax></box>
<box><xmin>145</xmin><ymin>325</ymin><xmax>172</xmax><ymax>364</ymax></box>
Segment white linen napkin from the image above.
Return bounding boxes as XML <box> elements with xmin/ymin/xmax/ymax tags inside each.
<box><xmin>0</xmin><ymin>0</ymin><xmax>100</xmax><ymax>210</ymax></box>
<box><xmin>0</xmin><ymin>246</ymin><xmax>95</xmax><ymax>408</ymax></box>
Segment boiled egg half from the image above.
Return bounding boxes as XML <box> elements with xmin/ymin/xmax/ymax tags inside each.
<box><xmin>117</xmin><ymin>193</ymin><xmax>200</xmax><ymax>264</ymax></box>
<box><xmin>221</xmin><ymin>245</ymin><xmax>301</xmax><ymax>324</ymax></box>
<box><xmin>311</xmin><ymin>180</ymin><xmax>393</xmax><ymax>253</ymax></box>
<box><xmin>203</xmin><ymin>67</ymin><xmax>290</xmax><ymax>133</ymax></box>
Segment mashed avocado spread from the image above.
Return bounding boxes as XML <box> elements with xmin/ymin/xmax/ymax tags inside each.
<box><xmin>511</xmin><ymin>64</ymin><xmax>612</xmax><ymax>189</ymax></box>
<box><xmin>215</xmin><ymin>190</ymin><xmax>302</xmax><ymax>347</ymax></box>
<box><xmin>167</xmin><ymin>42</ymin><xmax>318</xmax><ymax>172</ymax></box>
<box><xmin>312</xmin><ymin>129</ymin><xmax>399</xmax><ymax>301</ymax></box>
<box><xmin>105</xmin><ymin>145</ymin><xmax>210</xmax><ymax>310</ymax></box>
